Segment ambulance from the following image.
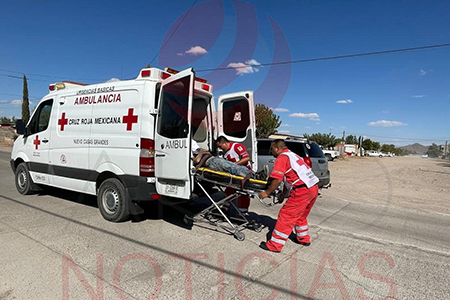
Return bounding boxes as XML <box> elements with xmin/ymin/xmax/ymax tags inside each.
<box><xmin>10</xmin><ymin>67</ymin><xmax>257</xmax><ymax>222</ymax></box>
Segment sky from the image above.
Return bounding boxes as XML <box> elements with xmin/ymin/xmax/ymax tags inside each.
<box><xmin>1</xmin><ymin>0</ymin><xmax>449</xmax><ymax>147</ymax></box>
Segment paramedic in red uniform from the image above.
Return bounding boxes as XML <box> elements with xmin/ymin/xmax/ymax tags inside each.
<box><xmin>216</xmin><ymin>136</ymin><xmax>252</xmax><ymax>216</ymax></box>
<box><xmin>258</xmin><ymin>139</ymin><xmax>319</xmax><ymax>253</ymax></box>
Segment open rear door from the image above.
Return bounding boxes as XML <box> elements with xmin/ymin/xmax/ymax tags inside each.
<box><xmin>217</xmin><ymin>91</ymin><xmax>257</xmax><ymax>171</ymax></box>
<box><xmin>155</xmin><ymin>68</ymin><xmax>194</xmax><ymax>199</ymax></box>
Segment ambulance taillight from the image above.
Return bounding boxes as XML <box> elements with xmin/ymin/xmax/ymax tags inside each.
<box><xmin>140</xmin><ymin>138</ymin><xmax>155</xmax><ymax>177</ymax></box>
<box><xmin>49</xmin><ymin>84</ymin><xmax>56</xmax><ymax>91</ymax></box>
<box><xmin>141</xmin><ymin>70</ymin><xmax>151</xmax><ymax>77</ymax></box>
<box><xmin>161</xmin><ymin>72</ymin><xmax>171</xmax><ymax>79</ymax></box>
<box><xmin>201</xmin><ymin>84</ymin><xmax>210</xmax><ymax>92</ymax></box>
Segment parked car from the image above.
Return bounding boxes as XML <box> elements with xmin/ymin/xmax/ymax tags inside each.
<box><xmin>321</xmin><ymin>147</ymin><xmax>340</xmax><ymax>161</ymax></box>
<box><xmin>365</xmin><ymin>150</ymin><xmax>384</xmax><ymax>157</ymax></box>
<box><xmin>256</xmin><ymin>138</ymin><xmax>330</xmax><ymax>188</ymax></box>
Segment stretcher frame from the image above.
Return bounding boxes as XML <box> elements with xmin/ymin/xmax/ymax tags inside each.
<box><xmin>183</xmin><ymin>167</ymin><xmax>281</xmax><ymax>241</ymax></box>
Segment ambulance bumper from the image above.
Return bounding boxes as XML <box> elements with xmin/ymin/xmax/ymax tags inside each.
<box><xmin>119</xmin><ymin>175</ymin><xmax>158</xmax><ymax>202</ymax></box>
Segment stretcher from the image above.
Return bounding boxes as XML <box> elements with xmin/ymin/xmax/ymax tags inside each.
<box><xmin>183</xmin><ymin>167</ymin><xmax>282</xmax><ymax>241</ymax></box>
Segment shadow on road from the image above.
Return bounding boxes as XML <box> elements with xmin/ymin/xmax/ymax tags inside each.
<box><xmin>33</xmin><ymin>186</ymin><xmax>276</xmax><ymax>236</ymax></box>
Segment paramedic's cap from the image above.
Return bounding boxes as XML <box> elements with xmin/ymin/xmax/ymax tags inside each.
<box><xmin>192</xmin><ymin>140</ymin><xmax>201</xmax><ymax>155</ymax></box>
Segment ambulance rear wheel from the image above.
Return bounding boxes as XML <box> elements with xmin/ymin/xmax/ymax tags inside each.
<box><xmin>98</xmin><ymin>178</ymin><xmax>130</xmax><ymax>222</ymax></box>
<box><xmin>15</xmin><ymin>163</ymin><xmax>35</xmax><ymax>195</ymax></box>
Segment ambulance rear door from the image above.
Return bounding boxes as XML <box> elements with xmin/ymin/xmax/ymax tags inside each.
<box><xmin>154</xmin><ymin>68</ymin><xmax>194</xmax><ymax>199</ymax></box>
<box><xmin>217</xmin><ymin>91</ymin><xmax>257</xmax><ymax>171</ymax></box>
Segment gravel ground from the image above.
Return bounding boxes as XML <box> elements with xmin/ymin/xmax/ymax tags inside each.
<box><xmin>324</xmin><ymin>155</ymin><xmax>450</xmax><ymax>214</ymax></box>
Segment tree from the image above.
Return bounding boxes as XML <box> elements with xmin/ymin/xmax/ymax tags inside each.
<box><xmin>427</xmin><ymin>143</ymin><xmax>443</xmax><ymax>158</ymax></box>
<box><xmin>22</xmin><ymin>75</ymin><xmax>30</xmax><ymax>124</ymax></box>
<box><xmin>345</xmin><ymin>135</ymin><xmax>358</xmax><ymax>144</ymax></box>
<box><xmin>362</xmin><ymin>138</ymin><xmax>373</xmax><ymax>150</ymax></box>
<box><xmin>304</xmin><ymin>133</ymin><xmax>337</xmax><ymax>148</ymax></box>
<box><xmin>381</xmin><ymin>144</ymin><xmax>396</xmax><ymax>153</ymax></box>
<box><xmin>255</xmin><ymin>104</ymin><xmax>281</xmax><ymax>138</ymax></box>
<box><xmin>372</xmin><ymin>141</ymin><xmax>381</xmax><ymax>151</ymax></box>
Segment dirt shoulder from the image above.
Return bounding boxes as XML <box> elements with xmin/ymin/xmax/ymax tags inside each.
<box><xmin>324</xmin><ymin>155</ymin><xmax>450</xmax><ymax>214</ymax></box>
<box><xmin>0</xmin><ymin>145</ymin><xmax>12</xmax><ymax>153</ymax></box>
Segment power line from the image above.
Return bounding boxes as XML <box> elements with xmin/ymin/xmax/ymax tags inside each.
<box><xmin>148</xmin><ymin>0</ymin><xmax>199</xmax><ymax>66</ymax></box>
<box><xmin>1</xmin><ymin>42</ymin><xmax>449</xmax><ymax>82</ymax></box>
<box><xmin>0</xmin><ymin>68</ymin><xmax>106</xmax><ymax>82</ymax></box>
<box><xmin>196</xmin><ymin>43</ymin><xmax>450</xmax><ymax>73</ymax></box>
<box><xmin>0</xmin><ymin>73</ymin><xmax>50</xmax><ymax>82</ymax></box>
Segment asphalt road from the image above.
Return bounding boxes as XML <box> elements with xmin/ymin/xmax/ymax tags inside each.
<box><xmin>1</xmin><ymin>149</ymin><xmax>449</xmax><ymax>300</ymax></box>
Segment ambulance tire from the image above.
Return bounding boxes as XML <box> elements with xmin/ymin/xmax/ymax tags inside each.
<box><xmin>15</xmin><ymin>163</ymin><xmax>38</xmax><ymax>195</ymax></box>
<box><xmin>98</xmin><ymin>178</ymin><xmax>130</xmax><ymax>222</ymax></box>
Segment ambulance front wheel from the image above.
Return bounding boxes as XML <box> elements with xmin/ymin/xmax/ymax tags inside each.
<box><xmin>98</xmin><ymin>178</ymin><xmax>130</xmax><ymax>222</ymax></box>
<box><xmin>15</xmin><ymin>163</ymin><xmax>36</xmax><ymax>195</ymax></box>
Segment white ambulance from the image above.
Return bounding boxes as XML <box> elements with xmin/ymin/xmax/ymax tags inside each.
<box><xmin>11</xmin><ymin>67</ymin><xmax>257</xmax><ymax>222</ymax></box>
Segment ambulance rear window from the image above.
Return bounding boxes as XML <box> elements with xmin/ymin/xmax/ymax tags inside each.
<box><xmin>157</xmin><ymin>76</ymin><xmax>190</xmax><ymax>139</ymax></box>
<box><xmin>222</xmin><ymin>98</ymin><xmax>250</xmax><ymax>139</ymax></box>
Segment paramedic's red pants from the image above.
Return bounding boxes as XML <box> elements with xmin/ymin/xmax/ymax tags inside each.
<box><xmin>267</xmin><ymin>185</ymin><xmax>319</xmax><ymax>252</ymax></box>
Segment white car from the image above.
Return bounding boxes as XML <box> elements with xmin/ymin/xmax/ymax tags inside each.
<box><xmin>366</xmin><ymin>150</ymin><xmax>384</xmax><ymax>157</ymax></box>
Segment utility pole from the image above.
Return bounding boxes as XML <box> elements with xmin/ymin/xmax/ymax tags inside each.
<box><xmin>445</xmin><ymin>141</ymin><xmax>448</xmax><ymax>157</ymax></box>
<box><xmin>359</xmin><ymin>136</ymin><xmax>364</xmax><ymax>156</ymax></box>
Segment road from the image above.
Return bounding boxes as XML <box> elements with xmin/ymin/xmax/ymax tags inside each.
<box><xmin>1</xmin><ymin>149</ymin><xmax>449</xmax><ymax>300</ymax></box>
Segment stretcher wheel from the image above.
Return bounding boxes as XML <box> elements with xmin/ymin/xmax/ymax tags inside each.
<box><xmin>183</xmin><ymin>215</ymin><xmax>194</xmax><ymax>226</ymax></box>
<box><xmin>234</xmin><ymin>231</ymin><xmax>245</xmax><ymax>241</ymax></box>
<box><xmin>254</xmin><ymin>225</ymin><xmax>263</xmax><ymax>233</ymax></box>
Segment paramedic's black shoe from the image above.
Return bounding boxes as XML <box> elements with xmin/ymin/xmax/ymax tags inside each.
<box><xmin>259</xmin><ymin>242</ymin><xmax>280</xmax><ymax>252</ymax></box>
<box><xmin>290</xmin><ymin>237</ymin><xmax>311</xmax><ymax>246</ymax></box>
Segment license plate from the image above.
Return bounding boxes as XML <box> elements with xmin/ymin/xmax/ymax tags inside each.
<box><xmin>165</xmin><ymin>184</ymin><xmax>178</xmax><ymax>194</ymax></box>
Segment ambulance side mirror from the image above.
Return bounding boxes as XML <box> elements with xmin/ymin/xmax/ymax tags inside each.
<box><xmin>16</xmin><ymin>119</ymin><xmax>25</xmax><ymax>135</ymax></box>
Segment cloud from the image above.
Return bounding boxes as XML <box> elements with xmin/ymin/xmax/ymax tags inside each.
<box><xmin>227</xmin><ymin>59</ymin><xmax>261</xmax><ymax>75</ymax></box>
<box><xmin>177</xmin><ymin>46</ymin><xmax>208</xmax><ymax>56</ymax></box>
<box><xmin>278</xmin><ymin>130</ymin><xmax>291</xmax><ymax>134</ymax></box>
<box><xmin>382</xmin><ymin>110</ymin><xmax>389</xmax><ymax>114</ymax></box>
<box><xmin>368</xmin><ymin>120</ymin><xmax>407</xmax><ymax>127</ymax></box>
<box><xmin>106</xmin><ymin>78</ymin><xmax>121</xmax><ymax>83</ymax></box>
<box><xmin>336</xmin><ymin>99</ymin><xmax>353</xmax><ymax>104</ymax></box>
<box><xmin>280</xmin><ymin>124</ymin><xmax>291</xmax><ymax>127</ymax></box>
<box><xmin>419</xmin><ymin>69</ymin><xmax>428</xmax><ymax>76</ymax></box>
<box><xmin>11</xmin><ymin>100</ymin><xmax>22</xmax><ymax>105</ymax></box>
<box><xmin>0</xmin><ymin>100</ymin><xmax>8</xmax><ymax>103</ymax></box>
<box><xmin>412</xmin><ymin>95</ymin><xmax>425</xmax><ymax>98</ymax></box>
<box><xmin>289</xmin><ymin>112</ymin><xmax>320</xmax><ymax>121</ymax></box>
<box><xmin>270</xmin><ymin>107</ymin><xmax>289</xmax><ymax>112</ymax></box>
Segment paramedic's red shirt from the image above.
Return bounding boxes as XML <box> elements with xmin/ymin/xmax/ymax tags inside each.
<box><xmin>269</xmin><ymin>149</ymin><xmax>305</xmax><ymax>186</ymax></box>
<box><xmin>225</xmin><ymin>142</ymin><xmax>252</xmax><ymax>170</ymax></box>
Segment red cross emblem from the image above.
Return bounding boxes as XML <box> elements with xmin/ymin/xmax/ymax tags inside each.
<box><xmin>33</xmin><ymin>135</ymin><xmax>41</xmax><ymax>150</ymax></box>
<box><xmin>58</xmin><ymin>112</ymin><xmax>68</xmax><ymax>131</ymax></box>
<box><xmin>122</xmin><ymin>108</ymin><xmax>138</xmax><ymax>131</ymax></box>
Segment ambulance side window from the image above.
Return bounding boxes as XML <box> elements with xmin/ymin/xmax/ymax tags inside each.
<box><xmin>28</xmin><ymin>99</ymin><xmax>53</xmax><ymax>135</ymax></box>
<box><xmin>157</xmin><ymin>76</ymin><xmax>190</xmax><ymax>139</ymax></box>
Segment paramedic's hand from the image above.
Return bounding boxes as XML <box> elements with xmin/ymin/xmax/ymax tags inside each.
<box><xmin>259</xmin><ymin>179</ymin><xmax>282</xmax><ymax>200</ymax></box>
<box><xmin>258</xmin><ymin>190</ymin><xmax>269</xmax><ymax>199</ymax></box>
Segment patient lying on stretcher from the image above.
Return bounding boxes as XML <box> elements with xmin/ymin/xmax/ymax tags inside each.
<box><xmin>192</xmin><ymin>142</ymin><xmax>268</xmax><ymax>181</ymax></box>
